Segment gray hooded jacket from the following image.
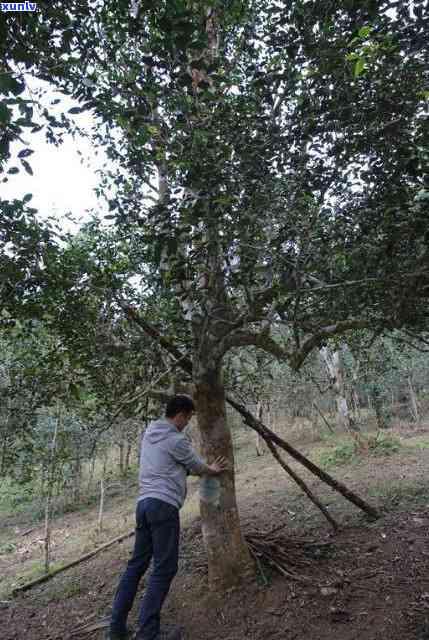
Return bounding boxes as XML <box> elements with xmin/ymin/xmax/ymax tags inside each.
<box><xmin>138</xmin><ymin>419</ymin><xmax>205</xmax><ymax>509</ymax></box>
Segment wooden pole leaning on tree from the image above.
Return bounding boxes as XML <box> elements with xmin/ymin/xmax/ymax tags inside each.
<box><xmin>264</xmin><ymin>438</ymin><xmax>339</xmax><ymax>531</ymax></box>
<box><xmin>226</xmin><ymin>396</ymin><xmax>380</xmax><ymax>521</ymax></box>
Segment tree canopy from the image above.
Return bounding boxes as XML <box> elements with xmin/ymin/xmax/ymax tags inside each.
<box><xmin>2</xmin><ymin>1</ymin><xmax>428</xmax><ymax>356</ymax></box>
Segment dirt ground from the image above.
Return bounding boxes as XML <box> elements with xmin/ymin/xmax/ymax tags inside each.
<box><xmin>2</xmin><ymin>430</ymin><xmax>429</xmax><ymax>640</ymax></box>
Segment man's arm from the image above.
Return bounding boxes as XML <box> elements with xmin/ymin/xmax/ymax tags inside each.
<box><xmin>171</xmin><ymin>438</ymin><xmax>228</xmax><ymax>476</ymax></box>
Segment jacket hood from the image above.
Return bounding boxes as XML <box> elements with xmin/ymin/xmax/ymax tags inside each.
<box><xmin>145</xmin><ymin>419</ymin><xmax>179</xmax><ymax>444</ymax></box>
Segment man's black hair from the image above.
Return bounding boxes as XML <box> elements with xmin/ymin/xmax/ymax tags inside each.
<box><xmin>165</xmin><ymin>395</ymin><xmax>195</xmax><ymax>418</ymax></box>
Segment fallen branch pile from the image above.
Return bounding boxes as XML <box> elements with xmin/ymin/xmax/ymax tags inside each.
<box><xmin>246</xmin><ymin>526</ymin><xmax>335</xmax><ymax>585</ymax></box>
<box><xmin>183</xmin><ymin>520</ymin><xmax>335</xmax><ymax>585</ymax></box>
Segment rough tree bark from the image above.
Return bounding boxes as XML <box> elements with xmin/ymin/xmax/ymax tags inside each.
<box><xmin>194</xmin><ymin>357</ymin><xmax>253</xmax><ymax>589</ymax></box>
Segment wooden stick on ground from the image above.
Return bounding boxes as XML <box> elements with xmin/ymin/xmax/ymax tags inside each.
<box><xmin>265</xmin><ymin>439</ymin><xmax>339</xmax><ymax>531</ymax></box>
<box><xmin>12</xmin><ymin>530</ymin><xmax>135</xmax><ymax>596</ymax></box>
<box><xmin>226</xmin><ymin>395</ymin><xmax>380</xmax><ymax>520</ymax></box>
<box><xmin>69</xmin><ymin>616</ymin><xmax>110</xmax><ymax>637</ymax></box>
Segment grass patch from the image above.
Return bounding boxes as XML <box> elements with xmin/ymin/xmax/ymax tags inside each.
<box><xmin>0</xmin><ymin>541</ymin><xmax>17</xmax><ymax>555</ymax></box>
<box><xmin>0</xmin><ymin>559</ymin><xmax>70</xmax><ymax>599</ymax></box>
<box><xmin>318</xmin><ymin>432</ymin><xmax>402</xmax><ymax>469</ymax></box>
<box><xmin>404</xmin><ymin>435</ymin><xmax>429</xmax><ymax>450</ymax></box>
<box><xmin>319</xmin><ymin>441</ymin><xmax>357</xmax><ymax>468</ymax></box>
<box><xmin>0</xmin><ymin>467</ymin><xmax>139</xmax><ymax>528</ymax></box>
<box><xmin>39</xmin><ymin>578</ymin><xmax>82</xmax><ymax>604</ymax></box>
<box><xmin>367</xmin><ymin>432</ymin><xmax>402</xmax><ymax>455</ymax></box>
<box><xmin>368</xmin><ymin>480</ymin><xmax>429</xmax><ymax>508</ymax></box>
<box><xmin>14</xmin><ymin>560</ymin><xmax>47</xmax><ymax>585</ymax></box>
<box><xmin>0</xmin><ymin>560</ymin><xmax>45</xmax><ymax>599</ymax></box>
<box><xmin>0</xmin><ymin>478</ymin><xmax>37</xmax><ymax>516</ymax></box>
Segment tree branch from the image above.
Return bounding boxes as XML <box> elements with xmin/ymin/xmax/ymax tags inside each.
<box><xmin>220</xmin><ymin>327</ymin><xmax>292</xmax><ymax>361</ymax></box>
<box><xmin>290</xmin><ymin>320</ymin><xmax>369</xmax><ymax>370</ymax></box>
<box><xmin>120</xmin><ymin>303</ymin><xmax>193</xmax><ymax>375</ymax></box>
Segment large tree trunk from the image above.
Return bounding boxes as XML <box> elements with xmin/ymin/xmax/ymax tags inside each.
<box><xmin>320</xmin><ymin>346</ymin><xmax>352</xmax><ymax>431</ymax></box>
<box><xmin>73</xmin><ymin>444</ymin><xmax>82</xmax><ymax>503</ymax></box>
<box><xmin>194</xmin><ymin>364</ymin><xmax>253</xmax><ymax>590</ymax></box>
<box><xmin>320</xmin><ymin>347</ymin><xmax>370</xmax><ymax>450</ymax></box>
<box><xmin>371</xmin><ymin>385</ymin><xmax>388</xmax><ymax>429</ymax></box>
<box><xmin>407</xmin><ymin>373</ymin><xmax>420</xmax><ymax>423</ymax></box>
<box><xmin>44</xmin><ymin>409</ymin><xmax>60</xmax><ymax>574</ymax></box>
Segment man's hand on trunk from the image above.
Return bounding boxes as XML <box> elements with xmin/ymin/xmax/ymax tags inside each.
<box><xmin>194</xmin><ymin>456</ymin><xmax>229</xmax><ymax>477</ymax></box>
<box><xmin>206</xmin><ymin>456</ymin><xmax>229</xmax><ymax>476</ymax></box>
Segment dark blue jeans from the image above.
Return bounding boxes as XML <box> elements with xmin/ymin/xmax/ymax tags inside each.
<box><xmin>110</xmin><ymin>497</ymin><xmax>180</xmax><ymax>640</ymax></box>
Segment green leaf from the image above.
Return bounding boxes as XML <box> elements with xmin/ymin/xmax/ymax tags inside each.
<box><xmin>358</xmin><ymin>26</ymin><xmax>373</xmax><ymax>38</ymax></box>
<box><xmin>68</xmin><ymin>106</ymin><xmax>84</xmax><ymax>114</ymax></box>
<box><xmin>20</xmin><ymin>160</ymin><xmax>33</xmax><ymax>176</ymax></box>
<box><xmin>10</xmin><ymin>79</ymin><xmax>26</xmax><ymax>96</ymax></box>
<box><xmin>0</xmin><ymin>102</ymin><xmax>11</xmax><ymax>124</ymax></box>
<box><xmin>15</xmin><ymin>118</ymin><xmax>37</xmax><ymax>128</ymax></box>
<box><xmin>18</xmin><ymin>149</ymin><xmax>34</xmax><ymax>159</ymax></box>
<box><xmin>354</xmin><ymin>58</ymin><xmax>365</xmax><ymax>78</ymax></box>
<box><xmin>0</xmin><ymin>74</ymin><xmax>24</xmax><ymax>96</ymax></box>
<box><xmin>23</xmin><ymin>193</ymin><xmax>33</xmax><ymax>204</ymax></box>
<box><xmin>7</xmin><ymin>167</ymin><xmax>20</xmax><ymax>175</ymax></box>
<box><xmin>70</xmin><ymin>383</ymin><xmax>81</xmax><ymax>400</ymax></box>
